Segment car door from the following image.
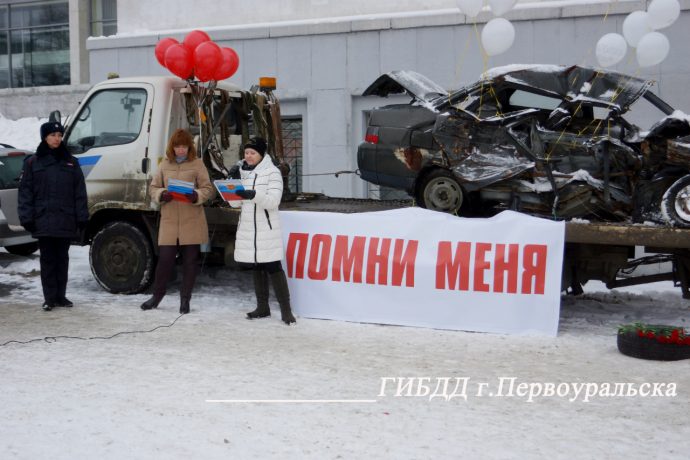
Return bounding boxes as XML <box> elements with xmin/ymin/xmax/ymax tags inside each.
<box><xmin>0</xmin><ymin>150</ymin><xmax>30</xmax><ymax>226</ymax></box>
<box><xmin>64</xmin><ymin>84</ymin><xmax>154</xmax><ymax>211</ymax></box>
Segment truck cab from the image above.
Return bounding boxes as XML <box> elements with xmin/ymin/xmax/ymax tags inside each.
<box><xmin>62</xmin><ymin>76</ymin><xmax>283</xmax><ymax>294</ymax></box>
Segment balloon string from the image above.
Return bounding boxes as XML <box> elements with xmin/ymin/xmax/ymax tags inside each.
<box><xmin>452</xmin><ymin>27</ymin><xmax>474</xmax><ymax>103</ymax></box>
<box><xmin>545</xmin><ymin>0</ymin><xmax>617</xmax><ymax>158</ymax></box>
<box><xmin>473</xmin><ymin>21</ymin><xmax>492</xmax><ymax>120</ymax></box>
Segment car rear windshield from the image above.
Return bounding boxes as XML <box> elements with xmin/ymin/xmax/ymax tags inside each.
<box><xmin>0</xmin><ymin>155</ymin><xmax>26</xmax><ymax>190</ymax></box>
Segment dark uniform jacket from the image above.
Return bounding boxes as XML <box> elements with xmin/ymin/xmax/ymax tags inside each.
<box><xmin>18</xmin><ymin>141</ymin><xmax>89</xmax><ymax>238</ymax></box>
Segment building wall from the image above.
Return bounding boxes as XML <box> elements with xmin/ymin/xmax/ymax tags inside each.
<box><xmin>0</xmin><ymin>84</ymin><xmax>90</xmax><ymax>120</ymax></box>
<box><xmin>4</xmin><ymin>1</ymin><xmax>690</xmax><ymax>199</ymax></box>
<box><xmin>116</xmin><ymin>0</ymin><xmax>519</xmax><ymax>33</ymax></box>
<box><xmin>69</xmin><ymin>0</ymin><xmax>91</xmax><ymax>85</ymax></box>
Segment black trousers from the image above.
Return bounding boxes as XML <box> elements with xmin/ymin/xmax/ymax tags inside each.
<box><xmin>241</xmin><ymin>260</ymin><xmax>283</xmax><ymax>274</ymax></box>
<box><xmin>38</xmin><ymin>237</ymin><xmax>71</xmax><ymax>304</ymax></box>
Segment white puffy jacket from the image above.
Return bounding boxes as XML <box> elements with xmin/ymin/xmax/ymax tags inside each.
<box><xmin>230</xmin><ymin>155</ymin><xmax>284</xmax><ymax>263</ymax></box>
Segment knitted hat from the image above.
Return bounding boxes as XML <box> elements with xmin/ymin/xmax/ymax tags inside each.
<box><xmin>40</xmin><ymin>121</ymin><xmax>65</xmax><ymax>140</ymax></box>
<box><xmin>244</xmin><ymin>137</ymin><xmax>267</xmax><ymax>156</ymax></box>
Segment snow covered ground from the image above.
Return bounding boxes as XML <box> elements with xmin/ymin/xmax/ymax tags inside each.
<box><xmin>1</xmin><ymin>245</ymin><xmax>689</xmax><ymax>459</ymax></box>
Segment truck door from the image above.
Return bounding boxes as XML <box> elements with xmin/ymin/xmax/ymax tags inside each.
<box><xmin>64</xmin><ymin>84</ymin><xmax>153</xmax><ymax>209</ymax></box>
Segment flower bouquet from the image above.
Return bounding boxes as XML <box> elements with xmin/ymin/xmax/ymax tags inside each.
<box><xmin>617</xmin><ymin>322</ymin><xmax>690</xmax><ymax>361</ymax></box>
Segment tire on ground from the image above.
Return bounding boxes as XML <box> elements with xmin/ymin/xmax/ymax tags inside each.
<box><xmin>4</xmin><ymin>241</ymin><xmax>39</xmax><ymax>256</ymax></box>
<box><xmin>90</xmin><ymin>221</ymin><xmax>154</xmax><ymax>294</ymax></box>
<box><xmin>617</xmin><ymin>330</ymin><xmax>690</xmax><ymax>361</ymax></box>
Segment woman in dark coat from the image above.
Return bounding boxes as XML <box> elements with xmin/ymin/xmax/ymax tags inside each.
<box><xmin>18</xmin><ymin>121</ymin><xmax>89</xmax><ymax>311</ymax></box>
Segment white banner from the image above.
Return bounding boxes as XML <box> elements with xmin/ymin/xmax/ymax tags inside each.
<box><xmin>280</xmin><ymin>208</ymin><xmax>565</xmax><ymax>336</ymax></box>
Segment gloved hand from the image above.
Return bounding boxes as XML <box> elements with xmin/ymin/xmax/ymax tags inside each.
<box><xmin>235</xmin><ymin>189</ymin><xmax>256</xmax><ymax>200</ymax></box>
<box><xmin>228</xmin><ymin>164</ymin><xmax>241</xmax><ymax>179</ymax></box>
<box><xmin>160</xmin><ymin>191</ymin><xmax>173</xmax><ymax>203</ymax></box>
<box><xmin>22</xmin><ymin>221</ymin><xmax>36</xmax><ymax>233</ymax></box>
<box><xmin>186</xmin><ymin>190</ymin><xmax>199</xmax><ymax>203</ymax></box>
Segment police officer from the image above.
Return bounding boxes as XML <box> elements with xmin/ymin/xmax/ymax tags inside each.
<box><xmin>18</xmin><ymin>121</ymin><xmax>89</xmax><ymax>311</ymax></box>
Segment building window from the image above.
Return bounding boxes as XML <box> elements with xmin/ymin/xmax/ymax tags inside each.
<box><xmin>282</xmin><ymin>117</ymin><xmax>303</xmax><ymax>193</ymax></box>
<box><xmin>90</xmin><ymin>0</ymin><xmax>116</xmax><ymax>36</ymax></box>
<box><xmin>0</xmin><ymin>0</ymin><xmax>70</xmax><ymax>89</ymax></box>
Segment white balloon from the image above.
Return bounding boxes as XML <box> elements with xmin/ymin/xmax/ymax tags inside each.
<box><xmin>595</xmin><ymin>33</ymin><xmax>628</xmax><ymax>68</ymax></box>
<box><xmin>481</xmin><ymin>18</ymin><xmax>516</xmax><ymax>56</ymax></box>
<box><xmin>636</xmin><ymin>31</ymin><xmax>670</xmax><ymax>67</ymax></box>
<box><xmin>647</xmin><ymin>0</ymin><xmax>680</xmax><ymax>30</ymax></box>
<box><xmin>622</xmin><ymin>11</ymin><xmax>652</xmax><ymax>47</ymax></box>
<box><xmin>488</xmin><ymin>0</ymin><xmax>517</xmax><ymax>16</ymax></box>
<box><xmin>456</xmin><ymin>0</ymin><xmax>483</xmax><ymax>18</ymax></box>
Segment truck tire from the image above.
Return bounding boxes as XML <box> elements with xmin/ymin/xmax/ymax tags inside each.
<box><xmin>416</xmin><ymin>169</ymin><xmax>466</xmax><ymax>215</ymax></box>
<box><xmin>4</xmin><ymin>242</ymin><xmax>39</xmax><ymax>256</ymax></box>
<box><xmin>661</xmin><ymin>174</ymin><xmax>690</xmax><ymax>228</ymax></box>
<box><xmin>90</xmin><ymin>221</ymin><xmax>154</xmax><ymax>294</ymax></box>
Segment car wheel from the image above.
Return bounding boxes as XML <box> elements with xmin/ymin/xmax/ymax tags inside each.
<box><xmin>417</xmin><ymin>169</ymin><xmax>465</xmax><ymax>214</ymax></box>
<box><xmin>4</xmin><ymin>242</ymin><xmax>39</xmax><ymax>256</ymax></box>
<box><xmin>661</xmin><ymin>174</ymin><xmax>690</xmax><ymax>228</ymax></box>
<box><xmin>90</xmin><ymin>221</ymin><xmax>154</xmax><ymax>294</ymax></box>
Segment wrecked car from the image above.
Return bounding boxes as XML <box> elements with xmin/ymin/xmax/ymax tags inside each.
<box><xmin>357</xmin><ymin>65</ymin><xmax>690</xmax><ymax>226</ymax></box>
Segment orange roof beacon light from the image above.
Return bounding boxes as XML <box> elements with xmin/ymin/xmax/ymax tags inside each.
<box><xmin>259</xmin><ymin>77</ymin><xmax>277</xmax><ymax>91</ymax></box>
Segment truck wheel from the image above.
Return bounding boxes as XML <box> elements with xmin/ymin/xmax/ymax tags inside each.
<box><xmin>661</xmin><ymin>175</ymin><xmax>690</xmax><ymax>228</ymax></box>
<box><xmin>90</xmin><ymin>221</ymin><xmax>154</xmax><ymax>294</ymax></box>
<box><xmin>417</xmin><ymin>169</ymin><xmax>465</xmax><ymax>215</ymax></box>
<box><xmin>4</xmin><ymin>242</ymin><xmax>39</xmax><ymax>256</ymax></box>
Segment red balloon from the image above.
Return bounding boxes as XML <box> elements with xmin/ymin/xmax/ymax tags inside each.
<box><xmin>183</xmin><ymin>29</ymin><xmax>211</xmax><ymax>54</ymax></box>
<box><xmin>213</xmin><ymin>47</ymin><xmax>240</xmax><ymax>81</ymax></box>
<box><xmin>194</xmin><ymin>41</ymin><xmax>222</xmax><ymax>82</ymax></box>
<box><xmin>164</xmin><ymin>44</ymin><xmax>194</xmax><ymax>79</ymax></box>
<box><xmin>154</xmin><ymin>37</ymin><xmax>178</xmax><ymax>67</ymax></box>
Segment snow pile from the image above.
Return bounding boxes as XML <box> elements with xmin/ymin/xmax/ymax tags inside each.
<box><xmin>482</xmin><ymin>63</ymin><xmax>563</xmax><ymax>80</ymax></box>
<box><xmin>0</xmin><ymin>114</ymin><xmax>45</xmax><ymax>151</ymax></box>
<box><xmin>666</xmin><ymin>109</ymin><xmax>690</xmax><ymax>126</ymax></box>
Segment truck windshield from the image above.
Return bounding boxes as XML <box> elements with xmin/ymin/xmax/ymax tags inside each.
<box><xmin>66</xmin><ymin>88</ymin><xmax>147</xmax><ymax>154</ymax></box>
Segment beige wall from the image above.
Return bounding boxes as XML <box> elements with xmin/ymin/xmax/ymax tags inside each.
<box><xmin>116</xmin><ymin>0</ymin><xmax>540</xmax><ymax>33</ymax></box>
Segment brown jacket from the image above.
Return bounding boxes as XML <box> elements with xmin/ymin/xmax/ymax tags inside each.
<box><xmin>150</xmin><ymin>158</ymin><xmax>214</xmax><ymax>246</ymax></box>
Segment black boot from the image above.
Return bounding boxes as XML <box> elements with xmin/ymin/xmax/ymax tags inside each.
<box><xmin>247</xmin><ymin>269</ymin><xmax>271</xmax><ymax>319</ymax></box>
<box><xmin>179</xmin><ymin>245</ymin><xmax>200</xmax><ymax>315</ymax></box>
<box><xmin>56</xmin><ymin>297</ymin><xmax>74</xmax><ymax>308</ymax></box>
<box><xmin>142</xmin><ymin>246</ymin><xmax>177</xmax><ymax>311</ymax></box>
<box><xmin>180</xmin><ymin>297</ymin><xmax>190</xmax><ymax>314</ymax></box>
<box><xmin>140</xmin><ymin>295</ymin><xmax>163</xmax><ymax>310</ymax></box>
<box><xmin>270</xmin><ymin>270</ymin><xmax>296</xmax><ymax>325</ymax></box>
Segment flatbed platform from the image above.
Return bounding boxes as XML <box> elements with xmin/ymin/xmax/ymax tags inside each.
<box><xmin>283</xmin><ymin>195</ymin><xmax>690</xmax><ymax>249</ymax></box>
<box><xmin>565</xmin><ymin>221</ymin><xmax>690</xmax><ymax>249</ymax></box>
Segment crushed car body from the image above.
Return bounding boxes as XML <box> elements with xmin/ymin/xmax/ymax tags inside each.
<box><xmin>357</xmin><ymin>64</ymin><xmax>690</xmax><ymax>226</ymax></box>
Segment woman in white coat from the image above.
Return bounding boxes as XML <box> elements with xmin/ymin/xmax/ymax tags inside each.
<box><xmin>230</xmin><ymin>137</ymin><xmax>296</xmax><ymax>325</ymax></box>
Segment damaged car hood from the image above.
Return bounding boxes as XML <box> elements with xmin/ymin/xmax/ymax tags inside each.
<box><xmin>362</xmin><ymin>70</ymin><xmax>448</xmax><ymax>105</ymax></box>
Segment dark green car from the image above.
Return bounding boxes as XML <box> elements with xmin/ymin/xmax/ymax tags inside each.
<box><xmin>357</xmin><ymin>65</ymin><xmax>690</xmax><ymax>226</ymax></box>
